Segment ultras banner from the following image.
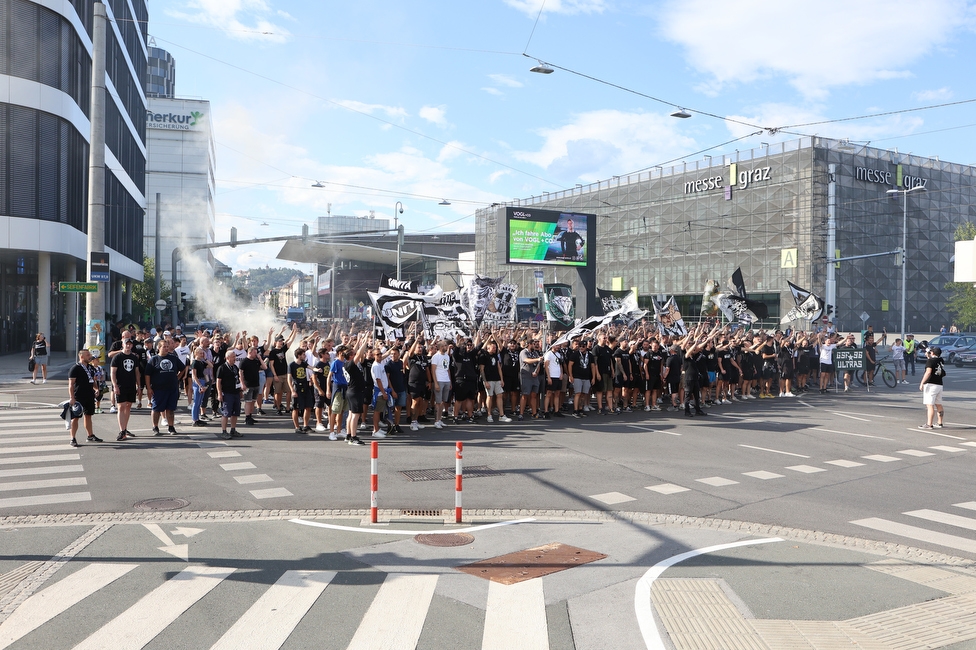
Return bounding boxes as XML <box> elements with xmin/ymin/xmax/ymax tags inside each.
<box><xmin>654</xmin><ymin>296</ymin><xmax>688</xmax><ymax>336</ymax></box>
<box><xmin>367</xmin><ymin>291</ymin><xmax>422</xmax><ymax>340</ymax></box>
<box><xmin>420</xmin><ymin>290</ymin><xmax>472</xmax><ymax>340</ymax></box>
<box><xmin>460</xmin><ymin>275</ymin><xmax>503</xmax><ymax>326</ymax></box>
<box><xmin>544</xmin><ymin>283</ymin><xmax>575</xmax><ymax>330</ymax></box>
<box><xmin>480</xmin><ymin>283</ymin><xmax>519</xmax><ymax>326</ymax></box>
<box><xmin>780</xmin><ymin>281</ymin><xmax>825</xmax><ymax>324</ymax></box>
<box><xmin>597</xmin><ymin>289</ymin><xmax>637</xmax><ymax>316</ymax></box>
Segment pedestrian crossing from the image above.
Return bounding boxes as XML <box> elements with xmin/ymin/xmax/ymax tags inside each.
<box><xmin>591</xmin><ymin>442</ymin><xmax>976</xmax><ymax>506</ymax></box>
<box><xmin>0</xmin><ymin>564</ymin><xmax>555</xmax><ymax>649</ymax></box>
<box><xmin>852</xmin><ymin>501</ymin><xmax>976</xmax><ymax>556</ymax></box>
<box><xmin>0</xmin><ymin>409</ymin><xmax>89</xmax><ymax>510</ymax></box>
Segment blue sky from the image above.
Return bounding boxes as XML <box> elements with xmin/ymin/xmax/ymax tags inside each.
<box><xmin>148</xmin><ymin>0</ymin><xmax>976</xmax><ymax>272</ymax></box>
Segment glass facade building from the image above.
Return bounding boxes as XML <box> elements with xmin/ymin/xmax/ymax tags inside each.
<box><xmin>0</xmin><ymin>0</ymin><xmax>148</xmax><ymax>353</ymax></box>
<box><xmin>476</xmin><ymin>137</ymin><xmax>976</xmax><ymax>333</ymax></box>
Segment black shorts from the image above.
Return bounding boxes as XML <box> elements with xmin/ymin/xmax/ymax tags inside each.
<box><xmin>76</xmin><ymin>395</ymin><xmax>96</xmax><ymax>416</ymax></box>
<box><xmin>347</xmin><ymin>393</ymin><xmax>364</xmax><ymax>414</ymax></box>
<box><xmin>315</xmin><ymin>391</ymin><xmax>330</xmax><ymax>410</ymax></box>
<box><xmin>293</xmin><ymin>390</ymin><xmax>314</xmax><ymax>412</ymax></box>
<box><xmin>408</xmin><ymin>384</ymin><xmax>430</xmax><ymax>400</ymax></box>
<box><xmin>547</xmin><ymin>377</ymin><xmax>563</xmax><ymax>392</ymax></box>
<box><xmin>726</xmin><ymin>371</ymin><xmax>740</xmax><ymax>385</ymax></box>
<box><xmin>647</xmin><ymin>377</ymin><xmax>662</xmax><ymax>391</ymax></box>
<box><xmin>454</xmin><ymin>381</ymin><xmax>477</xmax><ymax>402</ymax></box>
<box><xmin>116</xmin><ymin>385</ymin><xmax>137</xmax><ymax>404</ymax></box>
<box><xmin>503</xmin><ymin>374</ymin><xmax>520</xmax><ymax>392</ymax></box>
<box><xmin>762</xmin><ymin>364</ymin><xmax>777</xmax><ymax>380</ymax></box>
<box><xmin>820</xmin><ymin>363</ymin><xmax>835</xmax><ymax>374</ymax></box>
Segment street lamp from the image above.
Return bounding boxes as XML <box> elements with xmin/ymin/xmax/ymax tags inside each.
<box><xmin>394</xmin><ymin>201</ymin><xmax>404</xmax><ymax>280</ymax></box>
<box><xmin>886</xmin><ymin>185</ymin><xmax>926</xmax><ymax>344</ymax></box>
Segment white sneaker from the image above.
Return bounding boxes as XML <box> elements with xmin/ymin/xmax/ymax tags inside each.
<box><xmin>41</xmin><ymin>378</ymin><xmax>46</xmax><ymax>384</ymax></box>
<box><xmin>644</xmin><ymin>405</ymin><xmax>651</xmax><ymax>412</ymax></box>
<box><xmin>372</xmin><ymin>430</ymin><xmax>386</xmax><ymax>438</ymax></box>
<box><xmin>583</xmin><ymin>406</ymin><xmax>591</xmax><ymax>412</ymax></box>
<box><xmin>410</xmin><ymin>421</ymin><xmax>420</xmax><ymax>431</ymax></box>
<box><xmin>434</xmin><ymin>420</ymin><xmax>443</xmax><ymax>429</ymax></box>
<box><xmin>651</xmin><ymin>405</ymin><xmax>661</xmax><ymax>411</ymax></box>
<box><xmin>315</xmin><ymin>423</ymin><xmax>327</xmax><ymax>432</ymax></box>
<box><xmin>109</xmin><ymin>406</ymin><xmax>118</xmax><ymax>414</ymax></box>
<box><xmin>329</xmin><ymin>431</ymin><xmax>338</xmax><ymax>441</ymax></box>
<box><xmin>358</xmin><ymin>423</ymin><xmax>368</xmax><ymax>431</ymax></box>
<box><xmin>499</xmin><ymin>415</ymin><xmax>512</xmax><ymax>423</ymax></box>
<box><xmin>486</xmin><ymin>415</ymin><xmax>494</xmax><ymax>423</ymax></box>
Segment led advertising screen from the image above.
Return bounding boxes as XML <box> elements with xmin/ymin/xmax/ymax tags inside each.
<box><xmin>507</xmin><ymin>207</ymin><xmax>594</xmax><ymax>267</ymax></box>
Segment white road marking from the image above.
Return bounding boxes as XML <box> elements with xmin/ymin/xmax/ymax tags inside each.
<box><xmin>250</xmin><ymin>488</ymin><xmax>293</xmax><ymax>499</ymax></box>
<box><xmin>851</xmin><ymin>518</ymin><xmax>976</xmax><ymax>555</ymax></box>
<box><xmin>785</xmin><ymin>465</ymin><xmax>826</xmax><ymax>474</ymax></box>
<box><xmin>897</xmin><ymin>449</ymin><xmax>936</xmax><ymax>457</ymax></box>
<box><xmin>743</xmin><ymin>471</ymin><xmax>784</xmax><ymax>480</ymax></box>
<box><xmin>0</xmin><ymin>563</ymin><xmax>137</xmax><ymax>650</ymax></box>
<box><xmin>738</xmin><ymin>444</ymin><xmax>809</xmax><ymax>458</ymax></box>
<box><xmin>929</xmin><ymin>445</ymin><xmax>965</xmax><ymax>452</ymax></box>
<box><xmin>696</xmin><ymin>477</ymin><xmax>739</xmax><ymax>487</ymax></box>
<box><xmin>627</xmin><ymin>425</ymin><xmax>681</xmax><ymax>436</ymax></box>
<box><xmin>0</xmin><ymin>428</ymin><xmax>67</xmax><ymax>436</ymax></box>
<box><xmin>0</xmin><ymin>477</ymin><xmax>86</xmax><ymax>492</ymax></box>
<box><xmin>143</xmin><ymin>523</ymin><xmax>175</xmax><ymax>546</ymax></box>
<box><xmin>635</xmin><ymin>537</ymin><xmax>782</xmax><ymax>650</ymax></box>
<box><xmin>832</xmin><ymin>410</ymin><xmax>892</xmax><ymax>419</ymax></box>
<box><xmin>210</xmin><ymin>570</ymin><xmax>336</xmax><ymax>650</ymax></box>
<box><xmin>0</xmin><ymin>453</ymin><xmax>79</xmax><ymax>466</ymax></box>
<box><xmin>645</xmin><ymin>484</ymin><xmax>689</xmax><ymax>495</ymax></box>
<box><xmin>289</xmin><ymin>517</ymin><xmax>536</xmax><ymax>536</ymax></box>
<box><xmin>952</xmin><ymin>502</ymin><xmax>976</xmax><ymax>512</ymax></box>
<box><xmin>0</xmin><ymin>492</ymin><xmax>90</xmax><ymax>508</ymax></box>
<box><xmin>0</xmin><ymin>464</ymin><xmax>83</xmax><ymax>478</ymax></box>
<box><xmin>171</xmin><ymin>527</ymin><xmax>205</xmax><ymax>538</ymax></box>
<box><xmin>207</xmin><ymin>450</ymin><xmax>241</xmax><ymax>458</ymax></box>
<box><xmin>831</xmin><ymin>412</ymin><xmax>871</xmax><ymax>422</ymax></box>
<box><xmin>0</xmin><ymin>444</ymin><xmax>70</xmax><ymax>455</ymax></box>
<box><xmin>483</xmin><ymin>577</ymin><xmax>548</xmax><ymax>650</ymax></box>
<box><xmin>961</xmin><ymin>442</ymin><xmax>976</xmax><ymax>448</ymax></box>
<box><xmin>909</xmin><ymin>428</ymin><xmax>966</xmax><ymax>440</ymax></box>
<box><xmin>825</xmin><ymin>459</ymin><xmax>865</xmax><ymax>468</ymax></box>
<box><xmin>0</xmin><ymin>435</ymin><xmax>70</xmax><ymax>445</ymax></box>
<box><xmin>797</xmin><ymin>400</ymin><xmax>815</xmax><ymax>408</ymax></box>
<box><xmin>811</xmin><ymin>427</ymin><xmax>893</xmax><ymax>440</ymax></box>
<box><xmin>234</xmin><ymin>474</ymin><xmax>274</xmax><ymax>485</ymax></box>
<box><xmin>72</xmin><ymin>566</ymin><xmax>235</xmax><ymax>650</ymax></box>
<box><xmin>862</xmin><ymin>455</ymin><xmax>901</xmax><ymax>463</ymax></box>
<box><xmin>590</xmin><ymin>491</ymin><xmax>637</xmax><ymax>505</ymax></box>
<box><xmin>346</xmin><ymin>573</ymin><xmax>437</xmax><ymax>650</ymax></box>
<box><xmin>220</xmin><ymin>462</ymin><xmax>256</xmax><ymax>471</ymax></box>
<box><xmin>905</xmin><ymin>509</ymin><xmax>976</xmax><ymax>532</ymax></box>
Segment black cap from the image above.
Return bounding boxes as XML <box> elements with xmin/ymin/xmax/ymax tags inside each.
<box><xmin>930</xmin><ymin>346</ymin><xmax>942</xmax><ymax>356</ymax></box>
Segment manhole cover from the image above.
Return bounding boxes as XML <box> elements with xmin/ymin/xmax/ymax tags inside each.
<box><xmin>414</xmin><ymin>533</ymin><xmax>475</xmax><ymax>547</ymax></box>
<box><xmin>133</xmin><ymin>497</ymin><xmax>190</xmax><ymax>511</ymax></box>
<box><xmin>458</xmin><ymin>542</ymin><xmax>607</xmax><ymax>585</ymax></box>
<box><xmin>400</xmin><ymin>466</ymin><xmax>500</xmax><ymax>482</ymax></box>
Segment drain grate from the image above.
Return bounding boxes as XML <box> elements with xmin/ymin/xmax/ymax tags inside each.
<box><xmin>458</xmin><ymin>542</ymin><xmax>607</xmax><ymax>585</ymax></box>
<box><xmin>133</xmin><ymin>497</ymin><xmax>190</xmax><ymax>512</ymax></box>
<box><xmin>400</xmin><ymin>509</ymin><xmax>443</xmax><ymax>517</ymax></box>
<box><xmin>400</xmin><ymin>465</ymin><xmax>500</xmax><ymax>482</ymax></box>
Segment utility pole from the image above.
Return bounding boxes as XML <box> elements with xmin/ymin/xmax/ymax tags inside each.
<box><xmin>86</xmin><ymin>1</ymin><xmax>108</xmax><ymax>359</ymax></box>
<box><xmin>154</xmin><ymin>193</ymin><xmax>161</xmax><ymax>327</ymax></box>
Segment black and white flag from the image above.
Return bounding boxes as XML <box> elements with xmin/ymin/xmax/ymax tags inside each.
<box><xmin>368</xmin><ymin>291</ymin><xmax>421</xmax><ymax>340</ymax></box>
<box><xmin>420</xmin><ymin>290</ymin><xmax>472</xmax><ymax>340</ymax></box>
<box><xmin>544</xmin><ymin>283</ymin><xmax>575</xmax><ymax>330</ymax></box>
<box><xmin>780</xmin><ymin>281</ymin><xmax>824</xmax><ymax>324</ymax></box>
<box><xmin>378</xmin><ymin>274</ymin><xmax>422</xmax><ymax>298</ymax></box>
<box><xmin>654</xmin><ymin>296</ymin><xmax>688</xmax><ymax>336</ymax></box>
<box><xmin>482</xmin><ymin>283</ymin><xmax>518</xmax><ymax>325</ymax></box>
<box><xmin>460</xmin><ymin>275</ymin><xmax>503</xmax><ymax>326</ymax></box>
<box><xmin>729</xmin><ymin>267</ymin><xmax>748</xmax><ymax>299</ymax></box>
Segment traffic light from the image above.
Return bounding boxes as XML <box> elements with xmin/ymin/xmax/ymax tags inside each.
<box><xmin>180</xmin><ymin>292</ymin><xmax>187</xmax><ymax>308</ymax></box>
<box><xmin>826</xmin><ymin>304</ymin><xmax>834</xmax><ymax>316</ymax></box>
<box><xmin>230</xmin><ymin>227</ymin><xmax>238</xmax><ymax>248</ymax></box>
<box><xmin>894</xmin><ymin>247</ymin><xmax>903</xmax><ymax>267</ymax></box>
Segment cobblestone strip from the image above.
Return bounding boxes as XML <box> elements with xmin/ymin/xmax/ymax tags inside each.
<box><xmin>0</xmin><ymin>523</ymin><xmax>113</xmax><ymax>623</ymax></box>
<box><xmin>1</xmin><ymin>508</ymin><xmax>975</xmax><ymax>571</ymax></box>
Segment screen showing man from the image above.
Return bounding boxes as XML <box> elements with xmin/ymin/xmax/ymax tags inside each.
<box><xmin>507</xmin><ymin>207</ymin><xmax>593</xmax><ymax>267</ymax></box>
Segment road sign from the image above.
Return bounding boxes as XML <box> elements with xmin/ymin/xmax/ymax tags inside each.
<box><xmin>90</xmin><ymin>252</ymin><xmax>110</xmax><ymax>282</ymax></box>
<box><xmin>860</xmin><ymin>311</ymin><xmax>870</xmax><ymax>323</ymax></box>
<box><xmin>59</xmin><ymin>282</ymin><xmax>98</xmax><ymax>293</ymax></box>
<box><xmin>155</xmin><ymin>299</ymin><xmax>167</xmax><ymax>311</ymax></box>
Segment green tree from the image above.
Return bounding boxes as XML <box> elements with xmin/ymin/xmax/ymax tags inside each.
<box><xmin>131</xmin><ymin>255</ymin><xmax>170</xmax><ymax>321</ymax></box>
<box><xmin>945</xmin><ymin>222</ymin><xmax>976</xmax><ymax>329</ymax></box>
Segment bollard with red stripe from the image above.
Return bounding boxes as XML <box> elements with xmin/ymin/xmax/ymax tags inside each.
<box><xmin>370</xmin><ymin>441</ymin><xmax>378</xmax><ymax>523</ymax></box>
<box><xmin>455</xmin><ymin>441</ymin><xmax>463</xmax><ymax>523</ymax></box>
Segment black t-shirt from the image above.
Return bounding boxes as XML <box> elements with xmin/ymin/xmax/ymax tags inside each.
<box><xmin>132</xmin><ymin>340</ymin><xmax>147</xmax><ymax>367</ymax></box>
<box><xmin>501</xmin><ymin>349</ymin><xmax>520</xmax><ymax>378</ymax></box>
<box><xmin>69</xmin><ymin>363</ymin><xmax>96</xmax><ymax>399</ymax></box>
<box><xmin>576</xmin><ymin>349</ymin><xmax>593</xmax><ymax>375</ymax></box>
<box><xmin>479</xmin><ymin>351</ymin><xmax>502</xmax><ymax>381</ymax></box>
<box><xmin>453</xmin><ymin>348</ymin><xmax>480</xmax><ymax>382</ymax></box>
<box><xmin>681</xmin><ymin>353</ymin><xmax>698</xmax><ymax>384</ymax></box>
<box><xmin>665</xmin><ymin>353</ymin><xmax>682</xmax><ymax>382</ymax></box>
<box><xmin>924</xmin><ymin>357</ymin><xmax>946</xmax><ymax>385</ymax></box>
<box><xmin>191</xmin><ymin>359</ymin><xmax>208</xmax><ymax>383</ymax></box>
<box><xmin>215</xmin><ymin>362</ymin><xmax>241</xmax><ymax>395</ymax></box>
<box><xmin>761</xmin><ymin>343</ymin><xmax>778</xmax><ymax>366</ymax></box>
<box><xmin>719</xmin><ymin>349</ymin><xmax>734</xmax><ymax>373</ymax></box>
<box><xmin>289</xmin><ymin>360</ymin><xmax>311</xmax><ymax>393</ymax></box>
<box><xmin>705</xmin><ymin>351</ymin><xmax>719</xmax><ymax>372</ymax></box>
<box><xmin>646</xmin><ymin>351</ymin><xmax>665</xmax><ymax>377</ymax></box>
<box><xmin>268</xmin><ymin>345</ymin><xmax>288</xmax><ymax>376</ymax></box>
<box><xmin>240</xmin><ymin>357</ymin><xmax>262</xmax><ymax>388</ymax></box>
<box><xmin>32</xmin><ymin>340</ymin><xmax>47</xmax><ymax>356</ymax></box>
<box><xmin>557</xmin><ymin>230</ymin><xmax>584</xmax><ymax>256</ymax></box>
<box><xmin>594</xmin><ymin>345</ymin><xmax>613</xmax><ymax>375</ymax></box>
<box><xmin>344</xmin><ymin>359</ymin><xmax>369</xmax><ymax>396</ymax></box>
<box><xmin>864</xmin><ymin>342</ymin><xmax>877</xmax><ymax>366</ymax></box>
<box><xmin>386</xmin><ymin>359</ymin><xmax>406</xmax><ymax>392</ymax></box>
<box><xmin>110</xmin><ymin>352</ymin><xmax>140</xmax><ymax>389</ymax></box>
<box><xmin>408</xmin><ymin>355</ymin><xmax>429</xmax><ymax>388</ymax></box>
<box><xmin>145</xmin><ymin>354</ymin><xmax>185</xmax><ymax>392</ymax></box>
<box><xmin>564</xmin><ymin>349</ymin><xmax>581</xmax><ymax>377</ymax></box>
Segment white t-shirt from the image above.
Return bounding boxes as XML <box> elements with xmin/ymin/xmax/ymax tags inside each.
<box><xmin>819</xmin><ymin>342</ymin><xmax>837</xmax><ymax>365</ymax></box>
<box><xmin>430</xmin><ymin>352</ymin><xmax>452</xmax><ymax>383</ymax></box>
<box><xmin>544</xmin><ymin>349</ymin><xmax>562</xmax><ymax>378</ymax></box>
<box><xmin>174</xmin><ymin>344</ymin><xmax>191</xmax><ymax>365</ymax></box>
<box><xmin>892</xmin><ymin>344</ymin><xmax>905</xmax><ymax>360</ymax></box>
<box><xmin>371</xmin><ymin>358</ymin><xmax>389</xmax><ymax>390</ymax></box>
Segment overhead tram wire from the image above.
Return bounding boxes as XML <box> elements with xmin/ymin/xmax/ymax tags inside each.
<box><xmin>153</xmin><ymin>37</ymin><xmax>567</xmax><ymax>190</ymax></box>
<box><xmin>215</xmin><ymin>177</ymin><xmax>492</xmax><ymax>206</ymax></box>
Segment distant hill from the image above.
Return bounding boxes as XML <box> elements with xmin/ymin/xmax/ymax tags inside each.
<box><xmin>233</xmin><ymin>267</ymin><xmax>303</xmax><ymax>296</ymax></box>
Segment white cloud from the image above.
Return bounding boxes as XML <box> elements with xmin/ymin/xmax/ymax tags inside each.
<box><xmin>505</xmin><ymin>0</ymin><xmax>608</xmax><ymax>16</ymax></box>
<box><xmin>167</xmin><ymin>0</ymin><xmax>292</xmax><ymax>43</ymax></box>
<box><xmin>437</xmin><ymin>141</ymin><xmax>467</xmax><ymax>162</ymax></box>
<box><xmin>659</xmin><ymin>0</ymin><xmax>970</xmax><ymax>98</ymax></box>
<box><xmin>488</xmin><ymin>74</ymin><xmax>523</xmax><ymax>88</ymax></box>
<box><xmin>724</xmin><ymin>102</ymin><xmax>925</xmax><ymax>144</ymax></box>
<box><xmin>513</xmin><ymin>109</ymin><xmax>698</xmax><ymax>182</ymax></box>
<box><xmin>913</xmin><ymin>87</ymin><xmax>954</xmax><ymax>102</ymax></box>
<box><xmin>419</xmin><ymin>105</ymin><xmax>448</xmax><ymax>126</ymax></box>
<box><xmin>333</xmin><ymin>100</ymin><xmax>407</xmax><ymax>120</ymax></box>
<box><xmin>482</xmin><ymin>87</ymin><xmax>505</xmax><ymax>96</ymax></box>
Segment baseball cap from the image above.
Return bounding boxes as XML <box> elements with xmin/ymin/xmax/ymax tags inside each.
<box><xmin>930</xmin><ymin>346</ymin><xmax>942</xmax><ymax>356</ymax></box>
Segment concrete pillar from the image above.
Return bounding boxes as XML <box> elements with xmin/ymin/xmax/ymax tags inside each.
<box><xmin>86</xmin><ymin>1</ymin><xmax>107</xmax><ymax>356</ymax></box>
<box><xmin>37</xmin><ymin>252</ymin><xmax>51</xmax><ymax>339</ymax></box>
<box><xmin>65</xmin><ymin>260</ymin><xmax>77</xmax><ymax>355</ymax></box>
<box><xmin>124</xmin><ymin>278</ymin><xmax>132</xmax><ymax>318</ymax></box>
<box><xmin>114</xmin><ymin>274</ymin><xmax>122</xmax><ymax>321</ymax></box>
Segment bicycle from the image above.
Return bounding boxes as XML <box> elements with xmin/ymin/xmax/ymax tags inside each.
<box><xmin>855</xmin><ymin>355</ymin><xmax>897</xmax><ymax>388</ymax></box>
